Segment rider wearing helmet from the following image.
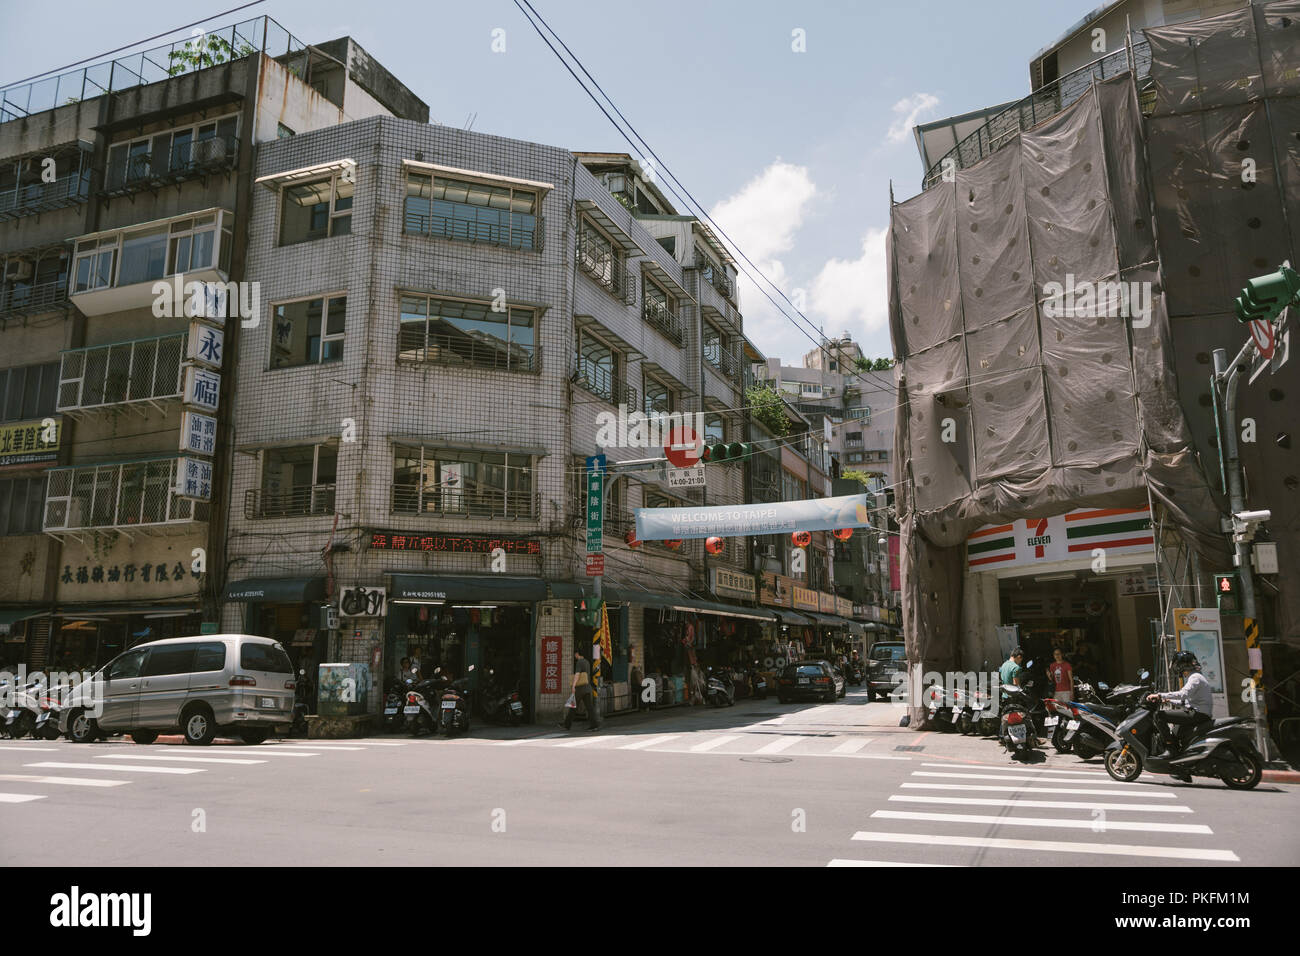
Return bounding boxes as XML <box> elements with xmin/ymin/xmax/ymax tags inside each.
<box><xmin>1146</xmin><ymin>651</ymin><xmax>1214</xmax><ymax>776</ymax></box>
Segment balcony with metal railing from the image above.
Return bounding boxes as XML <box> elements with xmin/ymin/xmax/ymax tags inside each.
<box><xmin>398</xmin><ymin>328</ymin><xmax>539</xmax><ymax>373</ymax></box>
<box><xmin>0</xmin><ymin>168</ymin><xmax>92</xmax><ymax>221</ymax></box>
<box><xmin>572</xmin><ymin>355</ymin><xmax>638</xmax><ymax>408</ymax></box>
<box><xmin>643</xmin><ymin>298</ymin><xmax>684</xmax><ymax>346</ymax></box>
<box><xmin>922</xmin><ymin>40</ymin><xmax>1152</xmax><ymax>190</ymax></box>
<box><xmin>404</xmin><ymin>208</ymin><xmax>544</xmax><ymax>252</ymax></box>
<box><xmin>103</xmin><ymin>136</ymin><xmax>239</xmax><ymax>195</ymax></box>
<box><xmin>57</xmin><ymin>333</ymin><xmax>186</xmax><ymax>416</ymax></box>
<box><xmin>43</xmin><ymin>457</ymin><xmax>208</xmax><ymax>534</ymax></box>
<box><xmin>244</xmin><ymin>484</ymin><xmax>336</xmax><ymax>519</ymax></box>
<box><xmin>392</xmin><ymin>486</ymin><xmax>539</xmax><ymax>520</ymax></box>
<box><xmin>0</xmin><ymin>279</ymin><xmax>72</xmax><ymax>321</ymax></box>
<box><xmin>576</xmin><ymin>233</ymin><xmax>635</xmax><ymax>305</ymax></box>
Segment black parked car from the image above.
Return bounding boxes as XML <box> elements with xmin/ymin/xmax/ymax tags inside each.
<box><xmin>777</xmin><ymin>660</ymin><xmax>844</xmax><ymax>703</ymax></box>
<box><xmin>866</xmin><ymin>642</ymin><xmax>906</xmax><ymax>701</ymax></box>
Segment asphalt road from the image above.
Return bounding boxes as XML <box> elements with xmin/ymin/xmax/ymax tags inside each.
<box><xmin>1</xmin><ymin>687</ymin><xmax>1296</xmax><ymax>867</ymax></box>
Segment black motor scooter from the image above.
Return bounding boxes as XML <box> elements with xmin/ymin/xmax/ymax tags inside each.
<box><xmin>438</xmin><ymin>666</ymin><xmax>473</xmax><ymax>737</ymax></box>
<box><xmin>998</xmin><ymin>660</ymin><xmax>1043</xmax><ymax>758</ymax></box>
<box><xmin>1104</xmin><ymin>698</ymin><xmax>1263</xmax><ymax>789</ymax></box>
<box><xmin>705</xmin><ymin>667</ymin><xmax>736</xmax><ymax>707</ymax></box>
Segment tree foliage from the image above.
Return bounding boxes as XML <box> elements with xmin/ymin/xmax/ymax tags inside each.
<box><xmin>854</xmin><ymin>357</ymin><xmax>895</xmax><ymax>371</ymax></box>
<box><xmin>747</xmin><ymin>385</ymin><xmax>789</xmax><ymax>437</ymax></box>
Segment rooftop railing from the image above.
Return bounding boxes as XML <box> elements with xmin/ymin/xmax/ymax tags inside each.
<box><xmin>1</xmin><ymin>16</ymin><xmax>308</xmax><ymax>125</ymax></box>
<box><xmin>922</xmin><ymin>40</ymin><xmax>1151</xmax><ymax>190</ymax></box>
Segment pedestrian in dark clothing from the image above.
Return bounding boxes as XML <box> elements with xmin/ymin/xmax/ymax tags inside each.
<box><xmin>563</xmin><ymin>651</ymin><xmax>601</xmax><ymax>731</ymax></box>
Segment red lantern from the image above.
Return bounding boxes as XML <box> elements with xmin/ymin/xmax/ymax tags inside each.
<box><xmin>664</xmin><ymin>539</ymin><xmax>683</xmax><ymax>551</ymax></box>
<box><xmin>833</xmin><ymin>528</ymin><xmax>853</xmax><ymax>541</ymax></box>
<box><xmin>792</xmin><ymin>531</ymin><xmax>811</xmax><ymax>548</ymax></box>
<box><xmin>625</xmin><ymin>529</ymin><xmax>642</xmax><ymax>549</ymax></box>
<box><xmin>705</xmin><ymin>536</ymin><xmax>725</xmax><ymax>555</ymax></box>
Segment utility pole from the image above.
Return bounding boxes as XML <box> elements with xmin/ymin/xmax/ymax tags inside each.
<box><xmin>1212</xmin><ymin>343</ymin><xmax>1269</xmax><ymax>759</ymax></box>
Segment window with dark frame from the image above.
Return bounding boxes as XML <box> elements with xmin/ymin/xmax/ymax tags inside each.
<box><xmin>280</xmin><ymin>173</ymin><xmax>353</xmax><ymax>245</ymax></box>
<box><xmin>403</xmin><ymin>171</ymin><xmax>539</xmax><ymax>250</ymax></box>
<box><xmin>270</xmin><ymin>295</ymin><xmax>346</xmax><ymax>369</ymax></box>
<box><xmin>398</xmin><ymin>294</ymin><xmax>535</xmax><ymax>372</ymax></box>
<box><xmin>393</xmin><ymin>445</ymin><xmax>534</xmax><ymax>517</ymax></box>
<box><xmin>0</xmin><ymin>475</ymin><xmax>47</xmax><ymax>535</ymax></box>
<box><xmin>0</xmin><ymin>363</ymin><xmax>59</xmax><ymax>422</ymax></box>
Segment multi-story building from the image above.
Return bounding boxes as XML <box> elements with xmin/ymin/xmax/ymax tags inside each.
<box><xmin>221</xmin><ymin>125</ymin><xmax>834</xmax><ymax>719</ymax></box>
<box><xmin>0</xmin><ymin>16</ymin><xmax>426</xmax><ymax>668</ymax></box>
<box><xmin>893</xmin><ymin>0</ymin><xmax>1296</xmax><ymax>736</ymax></box>
<box><xmin>754</xmin><ymin>333</ymin><xmax>897</xmax><ymax>486</ymax></box>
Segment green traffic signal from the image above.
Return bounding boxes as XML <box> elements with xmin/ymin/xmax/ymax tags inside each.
<box><xmin>1233</xmin><ymin>265</ymin><xmax>1300</xmax><ymax>324</ymax></box>
<box><xmin>703</xmin><ymin>442</ymin><xmax>753</xmax><ymax>463</ymax></box>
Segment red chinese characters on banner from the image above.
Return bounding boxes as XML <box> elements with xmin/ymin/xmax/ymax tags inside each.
<box><xmin>367</xmin><ymin>532</ymin><xmax>541</xmax><ymax>554</ymax></box>
<box><xmin>541</xmin><ymin>636</ymin><xmax>562</xmax><ymax>694</ymax></box>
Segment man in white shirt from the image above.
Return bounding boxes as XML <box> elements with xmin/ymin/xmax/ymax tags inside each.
<box><xmin>1147</xmin><ymin>651</ymin><xmax>1214</xmax><ymax>777</ymax></box>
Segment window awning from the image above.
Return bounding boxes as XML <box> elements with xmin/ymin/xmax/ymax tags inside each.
<box><xmin>401</xmin><ymin>159</ymin><xmax>554</xmax><ymax>195</ymax></box>
<box><xmin>641</xmin><ymin>258</ymin><xmax>692</xmax><ymax>302</ymax></box>
<box><xmin>256</xmin><ymin>159</ymin><xmax>356</xmax><ymax>190</ymax></box>
<box><xmin>390</xmin><ymin>574</ymin><xmax>546</xmax><ymax>603</ymax></box>
<box><xmin>224</xmin><ymin>577</ymin><xmax>326</xmax><ymax>603</ymax></box>
<box><xmin>807</xmin><ymin>612</ymin><xmax>848</xmax><ymax>628</ymax></box>
<box><xmin>774</xmin><ymin>610</ymin><xmax>813</xmax><ymax>626</ymax></box>
<box><xmin>576</xmin><ymin>199</ymin><xmax>645</xmax><ymax>254</ymax></box>
<box><xmin>692</xmin><ymin>220</ymin><xmax>737</xmax><ymax>269</ymax></box>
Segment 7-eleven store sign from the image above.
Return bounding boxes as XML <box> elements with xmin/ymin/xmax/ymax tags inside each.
<box><xmin>967</xmin><ymin>506</ymin><xmax>1154</xmax><ymax>571</ymax></box>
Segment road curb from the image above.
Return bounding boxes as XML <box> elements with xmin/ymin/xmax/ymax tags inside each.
<box><xmin>1262</xmin><ymin>769</ymin><xmax>1300</xmax><ymax>784</ymax></box>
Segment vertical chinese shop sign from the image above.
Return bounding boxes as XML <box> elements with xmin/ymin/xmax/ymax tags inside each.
<box><xmin>541</xmin><ymin>636</ymin><xmax>562</xmax><ymax>694</ymax></box>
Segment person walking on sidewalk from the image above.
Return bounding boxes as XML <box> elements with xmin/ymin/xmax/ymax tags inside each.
<box><xmin>564</xmin><ymin>650</ymin><xmax>602</xmax><ymax>732</ymax></box>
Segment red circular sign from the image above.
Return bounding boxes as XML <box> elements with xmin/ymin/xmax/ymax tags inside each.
<box><xmin>1250</xmin><ymin>318</ymin><xmax>1276</xmax><ymax>359</ymax></box>
<box><xmin>664</xmin><ymin>425</ymin><xmax>702</xmax><ymax>469</ymax></box>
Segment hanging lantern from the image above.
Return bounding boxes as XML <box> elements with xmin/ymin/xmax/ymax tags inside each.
<box><xmin>625</xmin><ymin>529</ymin><xmax>642</xmax><ymax>549</ymax></box>
<box><xmin>833</xmin><ymin>528</ymin><xmax>853</xmax><ymax>542</ymax></box>
<box><xmin>792</xmin><ymin>531</ymin><xmax>811</xmax><ymax>548</ymax></box>
<box><xmin>705</xmin><ymin>536</ymin><xmax>725</xmax><ymax>555</ymax></box>
<box><xmin>664</xmin><ymin>539</ymin><xmax>683</xmax><ymax>551</ymax></box>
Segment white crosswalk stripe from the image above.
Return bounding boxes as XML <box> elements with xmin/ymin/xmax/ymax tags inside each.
<box><xmin>752</xmin><ymin>736</ymin><xmax>803</xmax><ymax>755</ymax></box>
<box><xmin>618</xmin><ymin>734</ymin><xmax>682</xmax><ymax>750</ymax></box>
<box><xmin>920</xmin><ymin>761</ymin><xmax>1109</xmax><ymax>777</ymax></box>
<box><xmin>900</xmin><ymin>781</ymin><xmax>1177</xmax><ymax>798</ymax></box>
<box><xmin>889</xmin><ymin>795</ymin><xmax>1194</xmax><ymax>813</ymax></box>
<box><xmin>850</xmin><ymin>830</ymin><xmax>1239</xmax><ymax>862</ymax></box>
<box><xmin>0</xmin><ymin>792</ymin><xmax>46</xmax><ymax>803</ymax></box>
<box><xmin>27</xmin><ymin>761</ymin><xmax>203</xmax><ymax>775</ymax></box>
<box><xmin>872</xmin><ymin>809</ymin><xmax>1212</xmax><ymax>834</ymax></box>
<box><xmin>555</xmin><ymin>736</ymin><xmax>608</xmax><ymax>748</ymax></box>
<box><xmin>911</xmin><ymin>770</ymin><xmax>1144</xmax><ymax>785</ymax></box>
<box><xmin>690</xmin><ymin>734</ymin><xmax>744</xmax><ymax>752</ymax></box>
<box><xmin>95</xmin><ymin>754</ymin><xmax>265</xmax><ymax>765</ymax></box>
<box><xmin>828</xmin><ymin>858</ymin><xmax>958</xmax><ymax>867</ymax></box>
<box><xmin>830</xmin><ymin>738</ymin><xmax>872</xmax><ymax>754</ymax></box>
<box><xmin>0</xmin><ymin>774</ymin><xmax>128</xmax><ymax>787</ymax></box>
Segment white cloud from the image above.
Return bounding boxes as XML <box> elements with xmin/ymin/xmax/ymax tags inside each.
<box><xmin>709</xmin><ymin>162</ymin><xmax>817</xmax><ymax>356</ymax></box>
<box><xmin>885</xmin><ymin>92</ymin><xmax>940</xmax><ymax>145</ymax></box>
<box><xmin>809</xmin><ymin>227</ymin><xmax>890</xmax><ymax>339</ymax></box>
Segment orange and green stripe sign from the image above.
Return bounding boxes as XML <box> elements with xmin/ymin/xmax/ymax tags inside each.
<box><xmin>1063</xmin><ymin>507</ymin><xmax>1153</xmax><ymax>553</ymax></box>
<box><xmin>967</xmin><ymin>523</ymin><xmax>1015</xmax><ymax>567</ymax></box>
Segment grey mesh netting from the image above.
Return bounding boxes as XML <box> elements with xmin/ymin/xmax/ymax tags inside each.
<box><xmin>1143</xmin><ymin>0</ymin><xmax>1300</xmax><ymax>644</ymax></box>
<box><xmin>889</xmin><ymin>71</ymin><xmax>1235</xmax><ymax>689</ymax></box>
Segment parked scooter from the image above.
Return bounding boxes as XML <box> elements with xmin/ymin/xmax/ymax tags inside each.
<box><xmin>4</xmin><ymin>680</ymin><xmax>45</xmax><ymax>739</ymax></box>
<box><xmin>438</xmin><ymin>668</ymin><xmax>473</xmax><ymax>737</ymax></box>
<box><xmin>1105</xmin><ymin>698</ymin><xmax>1263</xmax><ymax>789</ymax></box>
<box><xmin>750</xmin><ymin>663</ymin><xmax>769</xmax><ymax>700</ymax></box>
<box><xmin>289</xmin><ymin>668</ymin><xmax>313</xmax><ymax>738</ymax></box>
<box><xmin>924</xmin><ymin>681</ymin><xmax>958</xmax><ymax>731</ymax></box>
<box><xmin>998</xmin><ymin>660</ymin><xmax>1041</xmax><ymax>757</ymax></box>
<box><xmin>481</xmin><ymin>669</ymin><xmax>525</xmax><ymax>725</ymax></box>
<box><xmin>406</xmin><ymin>671</ymin><xmax>449</xmax><ymax>737</ymax></box>
<box><xmin>705</xmin><ymin>666</ymin><xmax>736</xmax><ymax>707</ymax></box>
<box><xmin>382</xmin><ymin>679</ymin><xmax>410</xmax><ymax>733</ymax></box>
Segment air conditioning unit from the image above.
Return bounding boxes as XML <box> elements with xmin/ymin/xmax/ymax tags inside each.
<box><xmin>4</xmin><ymin>260</ymin><xmax>33</xmax><ymax>281</ymax></box>
<box><xmin>763</xmin><ymin>544</ymin><xmax>778</xmax><ymax>558</ymax></box>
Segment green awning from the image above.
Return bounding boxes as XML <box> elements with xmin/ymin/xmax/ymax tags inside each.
<box><xmin>224</xmin><ymin>577</ymin><xmax>326</xmax><ymax>603</ymax></box>
<box><xmin>775</xmin><ymin>610</ymin><xmax>813</xmax><ymax>626</ymax></box>
<box><xmin>389</xmin><ymin>574</ymin><xmax>546</xmax><ymax>603</ymax></box>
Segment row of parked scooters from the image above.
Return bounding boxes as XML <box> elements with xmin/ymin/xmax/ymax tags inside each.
<box><xmin>1</xmin><ymin>675</ymin><xmax>67</xmax><ymax>740</ymax></box>
<box><xmin>381</xmin><ymin>666</ymin><xmax>524</xmax><ymax>737</ymax></box>
<box><xmin>922</xmin><ymin>659</ymin><xmax>1266</xmax><ymax>789</ymax></box>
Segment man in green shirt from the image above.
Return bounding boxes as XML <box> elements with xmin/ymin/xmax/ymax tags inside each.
<box><xmin>999</xmin><ymin>647</ymin><xmax>1025</xmax><ymax>699</ymax></box>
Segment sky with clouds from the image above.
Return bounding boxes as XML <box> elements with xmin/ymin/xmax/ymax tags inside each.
<box><xmin>2</xmin><ymin>0</ymin><xmax>1101</xmax><ymax>364</ymax></box>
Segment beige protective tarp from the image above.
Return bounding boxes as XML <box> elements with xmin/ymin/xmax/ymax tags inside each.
<box><xmin>890</xmin><ymin>72</ymin><xmax>1232</xmax><ymax>690</ymax></box>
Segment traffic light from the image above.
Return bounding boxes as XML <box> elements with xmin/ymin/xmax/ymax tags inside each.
<box><xmin>1233</xmin><ymin>265</ymin><xmax>1300</xmax><ymax>324</ymax></box>
<box><xmin>702</xmin><ymin>441</ymin><xmax>752</xmax><ymax>464</ymax></box>
<box><xmin>1214</xmin><ymin>573</ymin><xmax>1239</xmax><ymax>614</ymax></box>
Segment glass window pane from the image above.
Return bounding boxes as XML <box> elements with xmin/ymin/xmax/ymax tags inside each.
<box><xmin>118</xmin><ymin>228</ymin><xmax>168</xmax><ymax>285</ymax></box>
<box><xmin>326</xmin><ymin>297</ymin><xmax>346</xmax><ymax>334</ymax></box>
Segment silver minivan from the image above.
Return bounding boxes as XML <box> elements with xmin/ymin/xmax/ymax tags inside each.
<box><xmin>59</xmin><ymin>634</ymin><xmax>296</xmax><ymax>745</ymax></box>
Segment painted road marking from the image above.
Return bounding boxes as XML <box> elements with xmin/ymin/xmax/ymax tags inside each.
<box><xmin>850</xmin><ymin>831</ymin><xmax>1238</xmax><ymax>862</ymax></box>
<box><xmin>901</xmin><ymin>782</ymin><xmax>1177</xmax><ymax>798</ymax></box>
<box><xmin>0</xmin><ymin>774</ymin><xmax>128</xmax><ymax>787</ymax></box>
<box><xmin>871</xmin><ymin>809</ymin><xmax>1212</xmax><ymax>835</ymax></box>
<box><xmin>831</xmin><ymin>739</ymin><xmax>872</xmax><ymax>754</ymax></box>
<box><xmin>0</xmin><ymin>793</ymin><xmax>46</xmax><ymax>803</ymax></box>
<box><xmin>26</xmin><ymin>762</ymin><xmax>203</xmax><ymax>775</ymax></box>
<box><xmin>690</xmin><ymin>735</ymin><xmax>744</xmax><ymax>752</ymax></box>
<box><xmin>619</xmin><ymin>734</ymin><xmax>682</xmax><ymax>750</ymax></box>
<box><xmin>827</xmin><ymin>859</ymin><xmax>957</xmax><ymax>867</ymax></box>
<box><xmin>752</xmin><ymin>736</ymin><xmax>803</xmax><ymax>755</ymax></box>
<box><xmin>95</xmin><ymin>754</ymin><xmax>265</xmax><ymax>765</ymax></box>
<box><xmin>889</xmin><ymin>795</ymin><xmax>1193</xmax><ymax>813</ymax></box>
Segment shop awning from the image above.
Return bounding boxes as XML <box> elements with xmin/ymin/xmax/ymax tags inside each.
<box><xmin>774</xmin><ymin>610</ymin><xmax>813</xmax><ymax>626</ymax></box>
<box><xmin>56</xmin><ymin>605</ymin><xmax>198</xmax><ymax>617</ymax></box>
<box><xmin>808</xmin><ymin>612</ymin><xmax>848</xmax><ymax>628</ymax></box>
<box><xmin>846</xmin><ymin>621</ymin><xmax>868</xmax><ymax>638</ymax></box>
<box><xmin>389</xmin><ymin>574</ymin><xmax>546</xmax><ymax>603</ymax></box>
<box><xmin>599</xmin><ymin>589</ymin><xmax>775</xmax><ymax>621</ymax></box>
<box><xmin>224</xmin><ymin>577</ymin><xmax>326</xmax><ymax>603</ymax></box>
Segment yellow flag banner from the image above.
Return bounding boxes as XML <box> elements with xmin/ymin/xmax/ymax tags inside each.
<box><xmin>593</xmin><ymin>600</ymin><xmax>612</xmax><ymax>694</ymax></box>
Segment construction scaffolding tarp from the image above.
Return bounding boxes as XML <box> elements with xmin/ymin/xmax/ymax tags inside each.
<box><xmin>889</xmin><ymin>72</ymin><xmax>1230</xmax><ymax>677</ymax></box>
<box><xmin>1143</xmin><ymin>0</ymin><xmax>1300</xmax><ymax>642</ymax></box>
